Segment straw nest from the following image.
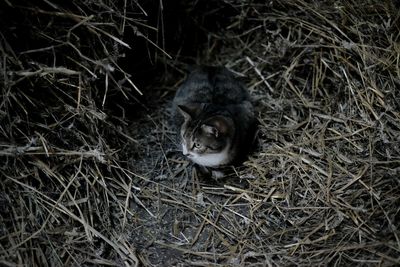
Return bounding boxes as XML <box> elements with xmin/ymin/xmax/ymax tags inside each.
<box><xmin>1</xmin><ymin>0</ymin><xmax>399</xmax><ymax>266</ymax></box>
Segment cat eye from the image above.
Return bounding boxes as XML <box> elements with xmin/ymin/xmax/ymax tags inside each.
<box><xmin>194</xmin><ymin>143</ymin><xmax>202</xmax><ymax>149</ymax></box>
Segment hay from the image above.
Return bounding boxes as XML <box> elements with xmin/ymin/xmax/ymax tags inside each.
<box><xmin>1</xmin><ymin>0</ymin><xmax>400</xmax><ymax>266</ymax></box>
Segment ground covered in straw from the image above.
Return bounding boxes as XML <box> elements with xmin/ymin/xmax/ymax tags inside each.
<box><xmin>1</xmin><ymin>0</ymin><xmax>400</xmax><ymax>266</ymax></box>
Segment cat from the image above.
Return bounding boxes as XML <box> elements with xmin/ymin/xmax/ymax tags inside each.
<box><xmin>172</xmin><ymin>66</ymin><xmax>256</xmax><ymax>177</ymax></box>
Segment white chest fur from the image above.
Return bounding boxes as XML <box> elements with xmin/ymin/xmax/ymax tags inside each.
<box><xmin>189</xmin><ymin>147</ymin><xmax>230</xmax><ymax>167</ymax></box>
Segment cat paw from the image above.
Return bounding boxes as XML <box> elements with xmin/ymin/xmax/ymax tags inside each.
<box><xmin>211</xmin><ymin>170</ymin><xmax>225</xmax><ymax>178</ymax></box>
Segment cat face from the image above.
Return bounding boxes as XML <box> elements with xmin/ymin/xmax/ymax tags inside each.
<box><xmin>178</xmin><ymin>104</ymin><xmax>234</xmax><ymax>167</ymax></box>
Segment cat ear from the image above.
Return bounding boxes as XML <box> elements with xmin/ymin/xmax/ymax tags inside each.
<box><xmin>203</xmin><ymin>116</ymin><xmax>232</xmax><ymax>137</ymax></box>
<box><xmin>177</xmin><ymin>104</ymin><xmax>203</xmax><ymax>121</ymax></box>
<box><xmin>201</xmin><ymin>125</ymin><xmax>219</xmax><ymax>137</ymax></box>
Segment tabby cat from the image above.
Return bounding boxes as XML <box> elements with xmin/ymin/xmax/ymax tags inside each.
<box><xmin>172</xmin><ymin>66</ymin><xmax>256</xmax><ymax>175</ymax></box>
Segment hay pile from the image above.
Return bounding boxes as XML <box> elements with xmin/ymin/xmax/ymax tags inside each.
<box><xmin>1</xmin><ymin>0</ymin><xmax>400</xmax><ymax>266</ymax></box>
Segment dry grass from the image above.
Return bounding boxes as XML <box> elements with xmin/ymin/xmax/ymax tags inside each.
<box><xmin>1</xmin><ymin>0</ymin><xmax>400</xmax><ymax>266</ymax></box>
